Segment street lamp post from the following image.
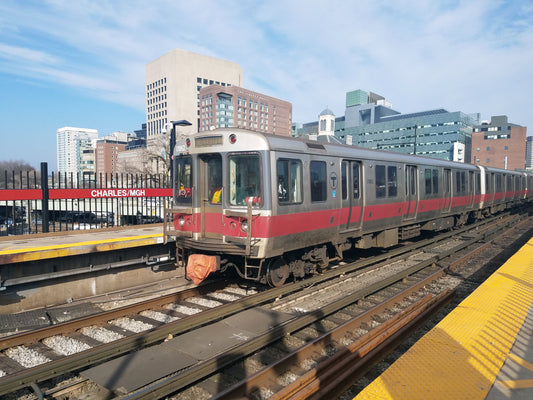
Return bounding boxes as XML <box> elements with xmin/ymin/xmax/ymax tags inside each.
<box><xmin>165</xmin><ymin>120</ymin><xmax>192</xmax><ymax>184</ymax></box>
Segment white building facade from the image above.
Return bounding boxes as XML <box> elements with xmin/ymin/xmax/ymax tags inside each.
<box><xmin>57</xmin><ymin>127</ymin><xmax>98</xmax><ymax>178</ymax></box>
<box><xmin>145</xmin><ymin>49</ymin><xmax>243</xmax><ymax>137</ymax></box>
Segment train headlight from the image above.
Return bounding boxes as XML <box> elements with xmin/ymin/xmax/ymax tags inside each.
<box><xmin>178</xmin><ymin>216</ymin><xmax>185</xmax><ymax>227</ymax></box>
<box><xmin>241</xmin><ymin>219</ymin><xmax>248</xmax><ymax>232</ymax></box>
<box><xmin>229</xmin><ymin>134</ymin><xmax>237</xmax><ymax>144</ymax></box>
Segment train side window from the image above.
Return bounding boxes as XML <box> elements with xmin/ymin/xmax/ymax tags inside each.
<box><xmin>353</xmin><ymin>163</ymin><xmax>360</xmax><ymax>198</ymax></box>
<box><xmin>444</xmin><ymin>169</ymin><xmax>451</xmax><ymax>194</ymax></box>
<box><xmin>228</xmin><ymin>154</ymin><xmax>262</xmax><ymax>206</ymax></box>
<box><xmin>455</xmin><ymin>171</ymin><xmax>466</xmax><ymax>195</ymax></box>
<box><xmin>277</xmin><ymin>159</ymin><xmax>303</xmax><ymax>204</ymax></box>
<box><xmin>388</xmin><ymin>166</ymin><xmax>397</xmax><ymax>197</ymax></box>
<box><xmin>425</xmin><ymin>169</ymin><xmax>432</xmax><ymax>194</ymax></box>
<box><xmin>432</xmin><ymin>169</ymin><xmax>439</xmax><ymax>194</ymax></box>
<box><xmin>376</xmin><ymin>165</ymin><xmax>386</xmax><ymax>198</ymax></box>
<box><xmin>310</xmin><ymin>161</ymin><xmax>327</xmax><ymax>202</ymax></box>
<box><xmin>341</xmin><ymin>162</ymin><xmax>347</xmax><ymax>200</ymax></box>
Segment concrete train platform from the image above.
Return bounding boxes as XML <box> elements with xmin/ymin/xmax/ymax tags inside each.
<box><xmin>0</xmin><ymin>225</ymin><xmax>166</xmax><ymax>265</ymax></box>
<box><xmin>354</xmin><ymin>236</ymin><xmax>533</xmax><ymax>400</ymax></box>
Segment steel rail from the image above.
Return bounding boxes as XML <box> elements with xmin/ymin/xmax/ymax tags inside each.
<box><xmin>213</xmin><ymin>279</ymin><xmax>454</xmax><ymax>399</ymax></box>
<box><xmin>283</xmin><ymin>290</ymin><xmax>454</xmax><ymax>400</ymax></box>
<box><xmin>0</xmin><ymin>211</ymin><xmax>526</xmax><ymax>397</ymax></box>
<box><xmin>121</xmin><ymin>213</ymin><xmax>528</xmax><ymax>399</ymax></box>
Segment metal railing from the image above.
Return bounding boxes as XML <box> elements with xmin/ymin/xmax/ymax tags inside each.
<box><xmin>0</xmin><ymin>163</ymin><xmax>172</xmax><ymax>236</ymax></box>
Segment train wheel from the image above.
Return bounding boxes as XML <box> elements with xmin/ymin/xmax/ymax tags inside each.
<box><xmin>266</xmin><ymin>258</ymin><xmax>289</xmax><ymax>287</ymax></box>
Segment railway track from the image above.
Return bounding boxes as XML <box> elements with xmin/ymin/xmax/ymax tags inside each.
<box><xmin>0</xmin><ymin>211</ymin><xmax>531</xmax><ymax>399</ymax></box>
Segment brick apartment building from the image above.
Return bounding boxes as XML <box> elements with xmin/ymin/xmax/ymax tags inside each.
<box><xmin>199</xmin><ymin>85</ymin><xmax>292</xmax><ymax>136</ymax></box>
<box><xmin>96</xmin><ymin>138</ymin><xmax>127</xmax><ymax>176</ymax></box>
<box><xmin>471</xmin><ymin>115</ymin><xmax>527</xmax><ymax>170</ymax></box>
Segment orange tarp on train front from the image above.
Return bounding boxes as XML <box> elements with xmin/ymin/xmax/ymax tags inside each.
<box><xmin>186</xmin><ymin>254</ymin><xmax>218</xmax><ymax>285</ymax></box>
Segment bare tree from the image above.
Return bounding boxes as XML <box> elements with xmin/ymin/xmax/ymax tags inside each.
<box><xmin>116</xmin><ymin>135</ymin><xmax>171</xmax><ymax>186</ymax></box>
<box><xmin>0</xmin><ymin>160</ymin><xmax>39</xmax><ymax>189</ymax></box>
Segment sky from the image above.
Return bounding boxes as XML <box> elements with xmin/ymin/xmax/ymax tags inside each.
<box><xmin>1</xmin><ymin>0</ymin><xmax>532</xmax><ymax>170</ymax></box>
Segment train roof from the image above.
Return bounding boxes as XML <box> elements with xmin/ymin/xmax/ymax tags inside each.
<box><xmin>184</xmin><ymin>128</ymin><xmax>524</xmax><ymax>175</ymax></box>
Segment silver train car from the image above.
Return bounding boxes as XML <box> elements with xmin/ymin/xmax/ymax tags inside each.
<box><xmin>164</xmin><ymin>128</ymin><xmax>533</xmax><ymax>286</ymax></box>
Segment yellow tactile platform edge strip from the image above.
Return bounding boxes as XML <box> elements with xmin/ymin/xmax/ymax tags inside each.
<box><xmin>355</xmin><ymin>238</ymin><xmax>533</xmax><ymax>400</ymax></box>
<box><xmin>0</xmin><ymin>233</ymin><xmax>164</xmax><ymax>263</ymax></box>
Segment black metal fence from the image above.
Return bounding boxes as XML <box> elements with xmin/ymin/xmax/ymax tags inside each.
<box><xmin>0</xmin><ymin>163</ymin><xmax>172</xmax><ymax>236</ymax></box>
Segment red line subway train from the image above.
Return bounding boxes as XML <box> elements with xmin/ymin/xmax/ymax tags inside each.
<box><xmin>164</xmin><ymin>128</ymin><xmax>533</xmax><ymax>286</ymax></box>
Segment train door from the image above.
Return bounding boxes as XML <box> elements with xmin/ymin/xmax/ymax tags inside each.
<box><xmin>467</xmin><ymin>171</ymin><xmax>475</xmax><ymax>209</ymax></box>
<box><xmin>487</xmin><ymin>173</ymin><xmax>495</xmax><ymax>207</ymax></box>
<box><xmin>199</xmin><ymin>154</ymin><xmax>223</xmax><ymax>238</ymax></box>
<box><xmin>442</xmin><ymin>169</ymin><xmax>452</xmax><ymax>213</ymax></box>
<box><xmin>340</xmin><ymin>160</ymin><xmax>363</xmax><ymax>231</ymax></box>
<box><xmin>403</xmin><ymin>165</ymin><xmax>418</xmax><ymax>220</ymax></box>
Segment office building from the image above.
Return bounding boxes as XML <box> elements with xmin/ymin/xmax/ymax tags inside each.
<box><xmin>341</xmin><ymin>90</ymin><xmax>476</xmax><ymax>162</ymax></box>
<box><xmin>526</xmin><ymin>136</ymin><xmax>533</xmax><ymax>170</ymax></box>
<box><xmin>471</xmin><ymin>116</ymin><xmax>527</xmax><ymax>170</ymax></box>
<box><xmin>199</xmin><ymin>85</ymin><xmax>292</xmax><ymax>136</ymax></box>
<box><xmin>145</xmin><ymin>49</ymin><xmax>243</xmax><ymax>137</ymax></box>
<box><xmin>296</xmin><ymin>89</ymin><xmax>477</xmax><ymax>162</ymax></box>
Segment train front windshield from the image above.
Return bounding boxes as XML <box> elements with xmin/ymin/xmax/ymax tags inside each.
<box><xmin>228</xmin><ymin>154</ymin><xmax>262</xmax><ymax>206</ymax></box>
<box><xmin>174</xmin><ymin>153</ymin><xmax>262</xmax><ymax>207</ymax></box>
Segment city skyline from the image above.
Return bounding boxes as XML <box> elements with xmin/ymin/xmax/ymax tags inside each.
<box><xmin>1</xmin><ymin>0</ymin><xmax>532</xmax><ymax>169</ymax></box>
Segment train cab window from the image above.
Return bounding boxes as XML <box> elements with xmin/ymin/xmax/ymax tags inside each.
<box><xmin>207</xmin><ymin>155</ymin><xmax>223</xmax><ymax>204</ymax></box>
<box><xmin>228</xmin><ymin>154</ymin><xmax>262</xmax><ymax>206</ymax></box>
<box><xmin>174</xmin><ymin>156</ymin><xmax>192</xmax><ymax>204</ymax></box>
<box><xmin>277</xmin><ymin>159</ymin><xmax>303</xmax><ymax>204</ymax></box>
<box><xmin>310</xmin><ymin>161</ymin><xmax>327</xmax><ymax>202</ymax></box>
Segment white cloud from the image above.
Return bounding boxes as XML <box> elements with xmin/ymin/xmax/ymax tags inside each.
<box><xmin>1</xmin><ymin>0</ymin><xmax>532</xmax><ymax>127</ymax></box>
